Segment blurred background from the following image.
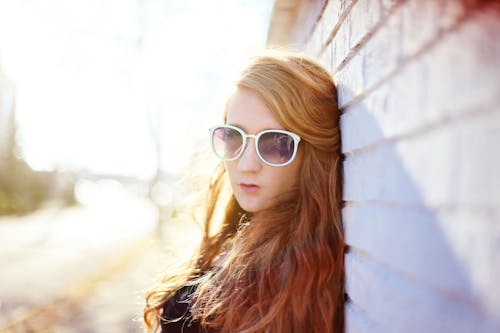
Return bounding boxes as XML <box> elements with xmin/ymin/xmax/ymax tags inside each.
<box><xmin>0</xmin><ymin>0</ymin><xmax>273</xmax><ymax>331</ymax></box>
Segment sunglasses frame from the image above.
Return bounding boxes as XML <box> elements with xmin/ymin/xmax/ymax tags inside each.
<box><xmin>209</xmin><ymin>124</ymin><xmax>301</xmax><ymax>167</ymax></box>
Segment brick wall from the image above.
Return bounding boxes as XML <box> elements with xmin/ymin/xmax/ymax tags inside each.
<box><xmin>268</xmin><ymin>0</ymin><xmax>500</xmax><ymax>332</ymax></box>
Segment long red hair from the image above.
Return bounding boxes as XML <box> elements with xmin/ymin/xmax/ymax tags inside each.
<box><xmin>144</xmin><ymin>50</ymin><xmax>344</xmax><ymax>333</ymax></box>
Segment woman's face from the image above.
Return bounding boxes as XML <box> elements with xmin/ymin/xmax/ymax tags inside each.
<box><xmin>224</xmin><ymin>88</ymin><xmax>303</xmax><ymax>213</ymax></box>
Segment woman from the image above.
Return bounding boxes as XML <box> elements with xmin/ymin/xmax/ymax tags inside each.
<box><xmin>144</xmin><ymin>50</ymin><xmax>345</xmax><ymax>333</ymax></box>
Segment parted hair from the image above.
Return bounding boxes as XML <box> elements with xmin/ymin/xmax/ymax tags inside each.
<box><xmin>144</xmin><ymin>50</ymin><xmax>345</xmax><ymax>333</ymax></box>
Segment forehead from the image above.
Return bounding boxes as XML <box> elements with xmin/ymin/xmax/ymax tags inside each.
<box><xmin>226</xmin><ymin>88</ymin><xmax>284</xmax><ymax>132</ymax></box>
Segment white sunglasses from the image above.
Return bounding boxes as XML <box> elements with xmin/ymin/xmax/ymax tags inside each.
<box><xmin>209</xmin><ymin>125</ymin><xmax>301</xmax><ymax>167</ymax></box>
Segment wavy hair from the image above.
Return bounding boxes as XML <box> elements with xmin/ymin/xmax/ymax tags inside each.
<box><xmin>144</xmin><ymin>50</ymin><xmax>344</xmax><ymax>333</ymax></box>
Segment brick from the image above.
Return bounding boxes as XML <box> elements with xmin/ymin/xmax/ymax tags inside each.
<box><xmin>340</xmin><ymin>11</ymin><xmax>500</xmax><ymax>150</ymax></box>
<box><xmin>305</xmin><ymin>9</ymin><xmax>337</xmax><ymax>69</ymax></box>
<box><xmin>344</xmin><ymin>203</ymin><xmax>500</xmax><ymax>313</ymax></box>
<box><xmin>333</xmin><ymin>9</ymin><xmax>402</xmax><ymax>105</ymax></box>
<box><xmin>345</xmin><ymin>302</ymin><xmax>382</xmax><ymax>333</ymax></box>
<box><xmin>422</xmin><ymin>11</ymin><xmax>500</xmax><ymax>122</ymax></box>
<box><xmin>336</xmin><ymin>51</ymin><xmax>364</xmax><ymax>108</ymax></box>
<box><xmin>321</xmin><ymin>0</ymin><xmax>355</xmax><ymax>47</ymax></box>
<box><xmin>305</xmin><ymin>15</ymin><xmax>327</xmax><ymax>56</ymax></box>
<box><xmin>332</xmin><ymin>0</ymin><xmax>402</xmax><ymax>71</ymax></box>
<box><xmin>333</xmin><ymin>11</ymin><xmax>352</xmax><ymax>71</ymax></box>
<box><xmin>343</xmin><ymin>109</ymin><xmax>500</xmax><ymax>207</ymax></box>
<box><xmin>401</xmin><ymin>0</ymin><xmax>466</xmax><ymax>57</ymax></box>
<box><xmin>333</xmin><ymin>0</ymin><xmax>466</xmax><ymax>76</ymax></box>
<box><xmin>339</xmin><ymin>63</ymin><xmax>427</xmax><ymax>150</ymax></box>
<box><xmin>343</xmin><ymin>138</ymin><xmax>447</xmax><ymax>204</ymax></box>
<box><xmin>290</xmin><ymin>0</ymin><xmax>328</xmax><ymax>46</ymax></box>
<box><xmin>305</xmin><ymin>0</ymin><xmax>356</xmax><ymax>56</ymax></box>
<box><xmin>336</xmin><ymin>2</ymin><xmax>498</xmax><ymax>109</ymax></box>
<box><xmin>354</xmin><ymin>9</ymin><xmax>403</xmax><ymax>91</ymax></box>
<box><xmin>319</xmin><ymin>0</ymin><xmax>343</xmax><ymax>43</ymax></box>
<box><xmin>317</xmin><ymin>42</ymin><xmax>334</xmax><ymax>74</ymax></box>
<box><xmin>346</xmin><ymin>0</ymin><xmax>384</xmax><ymax>54</ymax></box>
<box><xmin>344</xmin><ymin>204</ymin><xmax>463</xmax><ymax>293</ymax></box>
<box><xmin>345</xmin><ymin>251</ymin><xmax>500</xmax><ymax>333</ymax></box>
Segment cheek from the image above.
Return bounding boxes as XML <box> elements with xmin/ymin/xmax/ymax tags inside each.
<box><xmin>287</xmin><ymin>165</ymin><xmax>301</xmax><ymax>188</ymax></box>
<box><xmin>272</xmin><ymin>163</ymin><xmax>302</xmax><ymax>192</ymax></box>
<box><xmin>224</xmin><ymin>161</ymin><xmax>237</xmax><ymax>183</ymax></box>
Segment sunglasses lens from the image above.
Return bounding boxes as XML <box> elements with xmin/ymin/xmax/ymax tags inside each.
<box><xmin>212</xmin><ymin>127</ymin><xmax>243</xmax><ymax>159</ymax></box>
<box><xmin>258</xmin><ymin>132</ymin><xmax>296</xmax><ymax>165</ymax></box>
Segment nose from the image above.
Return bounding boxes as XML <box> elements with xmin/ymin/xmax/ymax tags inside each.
<box><xmin>237</xmin><ymin>139</ymin><xmax>262</xmax><ymax>172</ymax></box>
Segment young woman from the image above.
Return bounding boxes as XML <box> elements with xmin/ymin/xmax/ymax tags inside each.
<box><xmin>144</xmin><ymin>50</ymin><xmax>345</xmax><ymax>333</ymax></box>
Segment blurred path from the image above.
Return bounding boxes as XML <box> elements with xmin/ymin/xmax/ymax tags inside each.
<box><xmin>50</xmin><ymin>215</ymin><xmax>201</xmax><ymax>333</ymax></box>
<box><xmin>0</xmin><ymin>181</ymin><xmax>202</xmax><ymax>333</ymax></box>
<box><xmin>0</xmin><ymin>181</ymin><xmax>174</xmax><ymax>332</ymax></box>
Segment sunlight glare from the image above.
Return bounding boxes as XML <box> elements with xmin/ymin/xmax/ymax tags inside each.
<box><xmin>0</xmin><ymin>0</ymin><xmax>273</xmax><ymax>179</ymax></box>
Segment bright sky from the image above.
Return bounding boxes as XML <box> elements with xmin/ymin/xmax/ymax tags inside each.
<box><xmin>0</xmin><ymin>0</ymin><xmax>273</xmax><ymax>180</ymax></box>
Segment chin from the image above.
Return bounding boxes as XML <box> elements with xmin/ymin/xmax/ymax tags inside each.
<box><xmin>239</xmin><ymin>203</ymin><xmax>261</xmax><ymax>213</ymax></box>
<box><xmin>236</xmin><ymin>197</ymin><xmax>264</xmax><ymax>213</ymax></box>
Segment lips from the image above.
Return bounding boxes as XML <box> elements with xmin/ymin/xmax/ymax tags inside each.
<box><xmin>239</xmin><ymin>183</ymin><xmax>260</xmax><ymax>193</ymax></box>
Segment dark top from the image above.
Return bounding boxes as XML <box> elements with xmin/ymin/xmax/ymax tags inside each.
<box><xmin>161</xmin><ymin>284</ymin><xmax>209</xmax><ymax>333</ymax></box>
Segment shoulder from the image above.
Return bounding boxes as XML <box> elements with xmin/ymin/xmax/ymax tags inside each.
<box><xmin>161</xmin><ymin>284</ymin><xmax>207</xmax><ymax>333</ymax></box>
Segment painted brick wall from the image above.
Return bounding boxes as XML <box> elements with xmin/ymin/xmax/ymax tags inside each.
<box><xmin>269</xmin><ymin>0</ymin><xmax>500</xmax><ymax>332</ymax></box>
